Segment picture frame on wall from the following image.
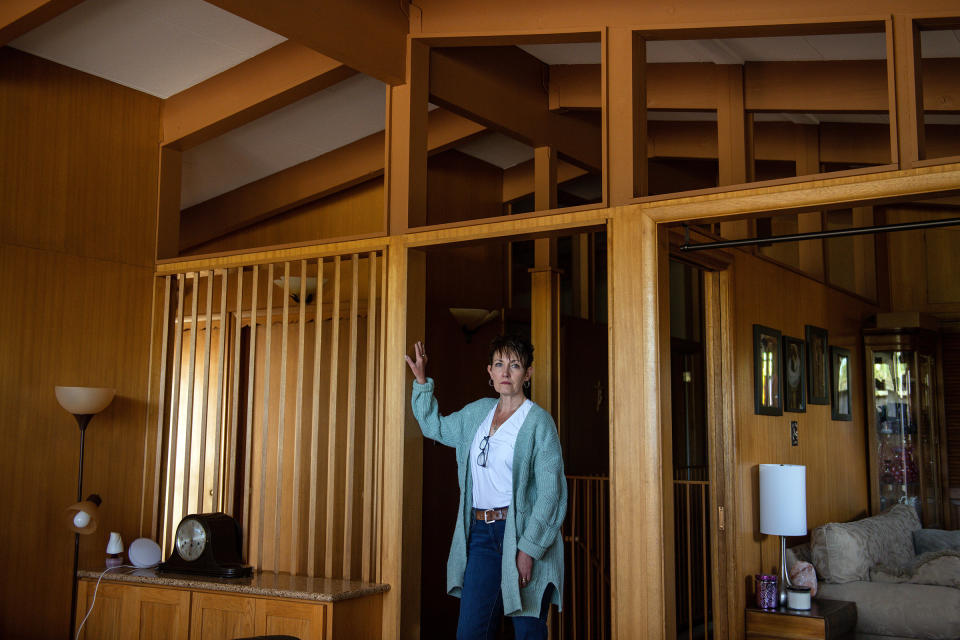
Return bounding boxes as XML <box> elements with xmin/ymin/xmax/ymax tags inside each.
<box><xmin>782</xmin><ymin>336</ymin><xmax>806</xmax><ymax>413</ymax></box>
<box><xmin>753</xmin><ymin>324</ymin><xmax>782</xmax><ymax>416</ymax></box>
<box><xmin>805</xmin><ymin>325</ymin><xmax>829</xmax><ymax>405</ymax></box>
<box><xmin>831</xmin><ymin>346</ymin><xmax>853</xmax><ymax>421</ymax></box>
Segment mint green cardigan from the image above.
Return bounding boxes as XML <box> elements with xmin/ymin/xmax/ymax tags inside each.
<box><xmin>412</xmin><ymin>378</ymin><xmax>567</xmax><ymax>617</ymax></box>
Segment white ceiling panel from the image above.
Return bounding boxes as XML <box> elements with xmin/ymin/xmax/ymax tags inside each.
<box><xmin>181</xmin><ymin>73</ymin><xmax>386</xmax><ymax>208</ymax></box>
<box><xmin>518</xmin><ymin>43</ymin><xmax>601</xmax><ymax>65</ymax></box>
<box><xmin>921</xmin><ymin>29</ymin><xmax>960</xmax><ymax>57</ymax></box>
<box><xmin>456</xmin><ymin>132</ymin><xmax>534</xmax><ymax>170</ymax></box>
<box><xmin>10</xmin><ymin>0</ymin><xmax>285</xmax><ymax>98</ymax></box>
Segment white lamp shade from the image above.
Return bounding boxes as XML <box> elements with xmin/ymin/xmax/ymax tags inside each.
<box><xmin>106</xmin><ymin>532</ymin><xmax>124</xmax><ymax>554</ymax></box>
<box><xmin>759</xmin><ymin>463</ymin><xmax>807</xmax><ymax>536</ymax></box>
<box><xmin>55</xmin><ymin>386</ymin><xmax>115</xmax><ymax>415</ymax></box>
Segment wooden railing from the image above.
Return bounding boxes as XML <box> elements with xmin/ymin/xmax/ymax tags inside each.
<box><xmin>674</xmin><ymin>467</ymin><xmax>712</xmax><ymax>639</ymax></box>
<box><xmin>149</xmin><ymin>253</ymin><xmax>386</xmax><ymax>581</ymax></box>
<box><xmin>559</xmin><ymin>475</ymin><xmax>610</xmax><ymax>640</ymax></box>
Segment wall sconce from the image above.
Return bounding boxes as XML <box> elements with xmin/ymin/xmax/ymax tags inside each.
<box><xmin>449</xmin><ymin>308</ymin><xmax>500</xmax><ymax>343</ymax></box>
<box><xmin>274</xmin><ymin>276</ymin><xmax>318</xmax><ymax>304</ymax></box>
<box><xmin>55</xmin><ymin>385</ymin><xmax>115</xmax><ymax>639</ymax></box>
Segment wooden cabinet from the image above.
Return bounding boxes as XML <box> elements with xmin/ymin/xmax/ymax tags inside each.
<box><xmin>191</xmin><ymin>592</ymin><xmax>256</xmax><ymax>640</ymax></box>
<box><xmin>76</xmin><ymin>581</ymin><xmax>190</xmax><ymax>640</ymax></box>
<box><xmin>76</xmin><ymin>577</ymin><xmax>379</xmax><ymax>640</ymax></box>
<box><xmin>745</xmin><ymin>599</ymin><xmax>856</xmax><ymax>640</ymax></box>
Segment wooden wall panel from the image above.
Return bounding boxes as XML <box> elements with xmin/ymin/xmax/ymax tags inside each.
<box><xmin>0</xmin><ymin>48</ymin><xmax>160</xmax><ymax>639</ymax></box>
<box><xmin>731</xmin><ymin>251</ymin><xmax>877</xmax><ymax>586</ymax></box>
<box><xmin>884</xmin><ymin>206</ymin><xmax>960</xmax><ymax>317</ymax></box>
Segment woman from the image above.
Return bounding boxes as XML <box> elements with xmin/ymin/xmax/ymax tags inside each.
<box><xmin>405</xmin><ymin>334</ymin><xmax>566</xmax><ymax>640</ymax></box>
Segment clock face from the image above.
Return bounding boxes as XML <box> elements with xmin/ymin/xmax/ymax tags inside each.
<box><xmin>175</xmin><ymin>518</ymin><xmax>207</xmax><ymax>562</ymax></box>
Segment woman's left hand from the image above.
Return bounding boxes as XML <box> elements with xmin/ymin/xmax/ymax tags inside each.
<box><xmin>516</xmin><ymin>550</ymin><xmax>534</xmax><ymax>588</ymax></box>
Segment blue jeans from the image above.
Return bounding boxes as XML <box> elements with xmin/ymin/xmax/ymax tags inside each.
<box><xmin>456</xmin><ymin>519</ymin><xmax>551</xmax><ymax>640</ymax></box>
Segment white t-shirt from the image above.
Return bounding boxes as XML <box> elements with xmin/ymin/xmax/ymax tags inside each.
<box><xmin>470</xmin><ymin>399</ymin><xmax>532</xmax><ymax>510</ymax></box>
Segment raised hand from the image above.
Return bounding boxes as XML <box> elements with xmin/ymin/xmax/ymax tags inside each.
<box><xmin>404</xmin><ymin>340</ymin><xmax>428</xmax><ymax>384</ymax></box>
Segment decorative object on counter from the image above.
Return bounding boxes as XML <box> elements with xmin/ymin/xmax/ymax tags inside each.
<box><xmin>159</xmin><ymin>513</ymin><xmax>251</xmax><ymax>578</ymax></box>
<box><xmin>754</xmin><ymin>325</ymin><xmax>783</xmax><ymax>416</ymax></box>
<box><xmin>805</xmin><ymin>325</ymin><xmax>829</xmax><ymax>405</ymax></box>
<box><xmin>56</xmin><ymin>384</ymin><xmax>115</xmax><ymax>640</ymax></box>
<box><xmin>755</xmin><ymin>574</ymin><xmax>778</xmax><ymax>609</ymax></box>
<box><xmin>106</xmin><ymin>532</ymin><xmax>124</xmax><ymax>568</ymax></box>
<box><xmin>760</xmin><ymin>463</ymin><xmax>807</xmax><ymax>606</ymax></box>
<box><xmin>788</xmin><ymin>560</ymin><xmax>818</xmax><ymax>596</ymax></box>
<box><xmin>830</xmin><ymin>346</ymin><xmax>852</xmax><ymax>421</ymax></box>
<box><xmin>787</xmin><ymin>585</ymin><xmax>812</xmax><ymax>610</ymax></box>
<box><xmin>782</xmin><ymin>335</ymin><xmax>807</xmax><ymax>413</ymax></box>
<box><xmin>128</xmin><ymin>537</ymin><xmax>162</xmax><ymax>568</ymax></box>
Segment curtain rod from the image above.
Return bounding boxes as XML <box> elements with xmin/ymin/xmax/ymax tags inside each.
<box><xmin>679</xmin><ymin>216</ymin><xmax>960</xmax><ymax>252</ymax></box>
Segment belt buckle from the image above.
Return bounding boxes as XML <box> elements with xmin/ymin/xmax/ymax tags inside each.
<box><xmin>483</xmin><ymin>509</ymin><xmax>495</xmax><ymax>524</ymax></box>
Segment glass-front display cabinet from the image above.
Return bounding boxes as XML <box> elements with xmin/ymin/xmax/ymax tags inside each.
<box><xmin>864</xmin><ymin>319</ymin><xmax>947</xmax><ymax>528</ymax></box>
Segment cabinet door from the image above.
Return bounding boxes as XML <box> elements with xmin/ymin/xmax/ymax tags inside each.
<box><xmin>75</xmin><ymin>581</ymin><xmax>124</xmax><ymax>640</ymax></box>
<box><xmin>191</xmin><ymin>592</ymin><xmax>256</xmax><ymax>640</ymax></box>
<box><xmin>256</xmin><ymin>599</ymin><xmax>326</xmax><ymax>640</ymax></box>
<box><xmin>123</xmin><ymin>585</ymin><xmax>190</xmax><ymax>640</ymax></box>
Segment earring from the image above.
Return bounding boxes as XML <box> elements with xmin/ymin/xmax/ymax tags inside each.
<box><xmin>523</xmin><ymin>380</ymin><xmax>530</xmax><ymax>389</ymax></box>
<box><xmin>489</xmin><ymin>379</ymin><xmax>494</xmax><ymax>388</ymax></box>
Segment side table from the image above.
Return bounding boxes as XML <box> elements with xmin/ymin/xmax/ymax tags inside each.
<box><xmin>746</xmin><ymin>598</ymin><xmax>857</xmax><ymax>640</ymax></box>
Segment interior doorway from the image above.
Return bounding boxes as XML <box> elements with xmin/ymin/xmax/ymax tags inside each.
<box><xmin>415</xmin><ymin>229</ymin><xmax>610</xmax><ymax>639</ymax></box>
<box><xmin>667</xmin><ymin>252</ymin><xmax>736</xmax><ymax>640</ymax></box>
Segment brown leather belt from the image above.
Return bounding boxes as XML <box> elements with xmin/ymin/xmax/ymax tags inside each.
<box><xmin>474</xmin><ymin>507</ymin><xmax>509</xmax><ymax>523</ymax></box>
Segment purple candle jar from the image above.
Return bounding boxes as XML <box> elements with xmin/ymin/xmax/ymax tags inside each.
<box><xmin>756</xmin><ymin>574</ymin><xmax>778</xmax><ymax>609</ymax></box>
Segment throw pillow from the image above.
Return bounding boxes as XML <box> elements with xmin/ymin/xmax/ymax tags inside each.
<box><xmin>913</xmin><ymin>529</ymin><xmax>960</xmax><ymax>555</ymax></box>
<box><xmin>870</xmin><ymin>549</ymin><xmax>960</xmax><ymax>588</ymax></box>
<box><xmin>810</xmin><ymin>504</ymin><xmax>920</xmax><ymax>583</ymax></box>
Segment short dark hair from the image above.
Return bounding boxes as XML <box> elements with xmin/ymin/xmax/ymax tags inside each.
<box><xmin>488</xmin><ymin>333</ymin><xmax>534</xmax><ymax>369</ymax></box>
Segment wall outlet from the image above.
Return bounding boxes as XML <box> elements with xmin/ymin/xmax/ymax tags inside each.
<box><xmin>791</xmin><ymin>421</ymin><xmax>799</xmax><ymax>446</ymax></box>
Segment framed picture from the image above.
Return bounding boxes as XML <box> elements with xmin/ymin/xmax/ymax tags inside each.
<box><xmin>782</xmin><ymin>336</ymin><xmax>806</xmax><ymax>413</ymax></box>
<box><xmin>831</xmin><ymin>346</ymin><xmax>852</xmax><ymax>421</ymax></box>
<box><xmin>805</xmin><ymin>325</ymin><xmax>829</xmax><ymax>405</ymax></box>
<box><xmin>753</xmin><ymin>324</ymin><xmax>782</xmax><ymax>416</ymax></box>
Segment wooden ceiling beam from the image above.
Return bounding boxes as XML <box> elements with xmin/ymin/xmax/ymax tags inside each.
<box><xmin>550</xmin><ymin>59</ymin><xmax>960</xmax><ymax>113</ymax></box>
<box><xmin>179</xmin><ymin>110</ymin><xmax>484</xmax><ymax>251</ymax></box>
<box><xmin>502</xmin><ymin>158</ymin><xmax>589</xmax><ymax>203</ymax></box>
<box><xmin>429</xmin><ymin>46</ymin><xmax>602</xmax><ymax>171</ymax></box>
<box><xmin>0</xmin><ymin>0</ymin><xmax>86</xmax><ymax>45</ymax></box>
<box><xmin>162</xmin><ymin>42</ymin><xmax>355</xmax><ymax>150</ymax></box>
<box><xmin>204</xmin><ymin>0</ymin><xmax>407</xmax><ymax>85</ymax></box>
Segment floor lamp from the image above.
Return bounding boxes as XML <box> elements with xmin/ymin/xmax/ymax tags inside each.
<box><xmin>56</xmin><ymin>386</ymin><xmax>115</xmax><ymax>639</ymax></box>
<box><xmin>759</xmin><ymin>463</ymin><xmax>807</xmax><ymax>606</ymax></box>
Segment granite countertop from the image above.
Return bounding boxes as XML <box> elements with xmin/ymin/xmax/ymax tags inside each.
<box><xmin>78</xmin><ymin>567</ymin><xmax>389</xmax><ymax>603</ymax></box>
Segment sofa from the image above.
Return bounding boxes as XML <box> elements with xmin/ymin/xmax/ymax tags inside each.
<box><xmin>789</xmin><ymin>504</ymin><xmax>960</xmax><ymax>640</ymax></box>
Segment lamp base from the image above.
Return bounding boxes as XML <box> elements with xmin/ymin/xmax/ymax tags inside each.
<box><xmin>778</xmin><ymin>535</ymin><xmax>792</xmax><ymax>606</ymax></box>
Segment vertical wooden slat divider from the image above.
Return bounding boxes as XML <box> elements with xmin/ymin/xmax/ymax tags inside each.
<box><xmin>197</xmin><ymin>270</ymin><xmax>215</xmax><ymax>511</ymax></box>
<box><xmin>361</xmin><ymin>251</ymin><xmax>377</xmax><ymax>580</ymax></box>
<box><xmin>142</xmin><ymin>275</ymin><xmax>169</xmax><ymax>538</ymax></box>
<box><xmin>325</xmin><ymin>256</ymin><xmax>342</xmax><ymax>577</ymax></box>
<box><xmin>164</xmin><ymin>274</ymin><xmax>186</xmax><ymax>553</ymax></box>
<box><xmin>181</xmin><ymin>272</ymin><xmax>201</xmax><ymax>522</ymax></box>
<box><xmin>308</xmin><ymin>258</ymin><xmax>325</xmax><ymax>577</ymax></box>
<box><xmin>375</xmin><ymin>250</ymin><xmax>387</xmax><ymax>580</ymax></box>
<box><xmin>257</xmin><ymin>263</ymin><xmax>276</xmax><ymax>570</ymax></box>
<box><xmin>273</xmin><ymin>262</ymin><xmax>291</xmax><ymax>572</ymax></box>
<box><xmin>342</xmin><ymin>254</ymin><xmax>360</xmax><ymax>578</ymax></box>
<box><xmin>290</xmin><ymin>260</ymin><xmax>307</xmax><ymax>575</ymax></box>
<box><xmin>242</xmin><ymin>265</ymin><xmax>259</xmax><ymax>561</ymax></box>
<box><xmin>702</xmin><ymin>486</ymin><xmax>709</xmax><ymax>637</ymax></box>
<box><xmin>212</xmin><ymin>269</ymin><xmax>229</xmax><ymax>511</ymax></box>
<box><xmin>227</xmin><ymin>267</ymin><xmax>244</xmax><ymax>515</ymax></box>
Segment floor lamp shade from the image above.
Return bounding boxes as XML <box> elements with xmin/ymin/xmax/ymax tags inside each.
<box><xmin>55</xmin><ymin>386</ymin><xmax>115</xmax><ymax>415</ymax></box>
<box><xmin>759</xmin><ymin>464</ymin><xmax>807</xmax><ymax>536</ymax></box>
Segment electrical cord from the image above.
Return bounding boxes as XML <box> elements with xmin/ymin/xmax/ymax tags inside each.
<box><xmin>74</xmin><ymin>565</ymin><xmax>136</xmax><ymax>640</ymax></box>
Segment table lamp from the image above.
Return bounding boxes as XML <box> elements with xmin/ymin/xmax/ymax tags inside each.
<box><xmin>759</xmin><ymin>463</ymin><xmax>807</xmax><ymax>606</ymax></box>
<box><xmin>56</xmin><ymin>386</ymin><xmax>115</xmax><ymax>639</ymax></box>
